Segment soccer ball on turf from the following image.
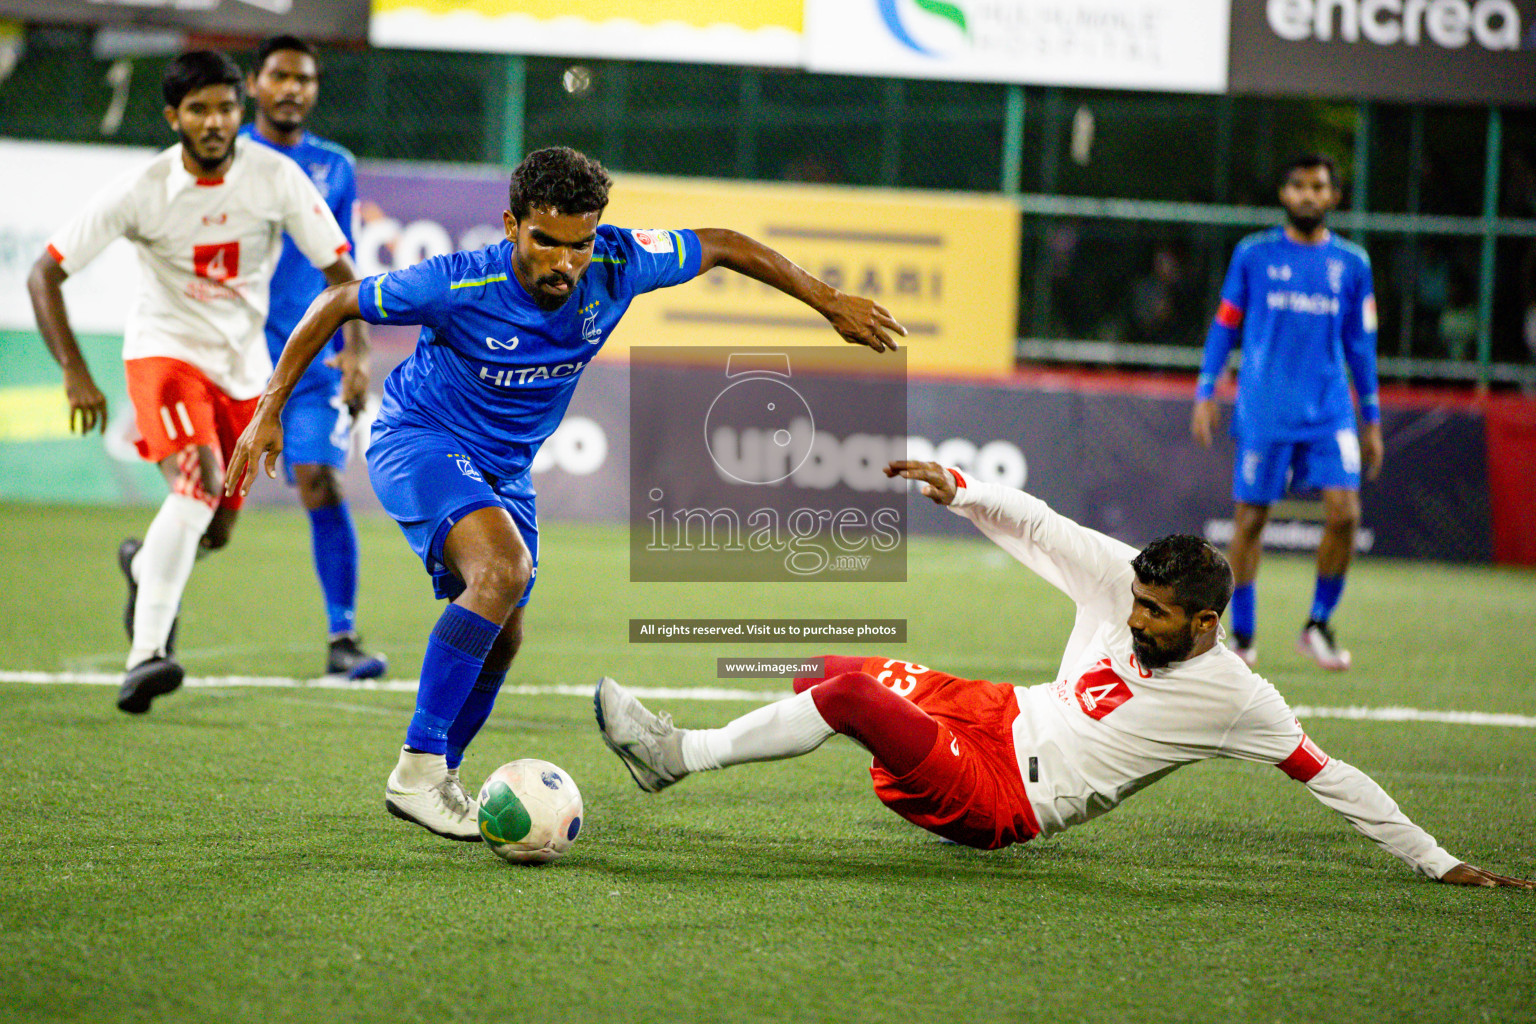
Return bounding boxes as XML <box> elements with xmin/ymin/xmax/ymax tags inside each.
<box><xmin>478</xmin><ymin>759</ymin><xmax>584</xmax><ymax>864</ymax></box>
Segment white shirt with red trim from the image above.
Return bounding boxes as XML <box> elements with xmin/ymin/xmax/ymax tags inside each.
<box><xmin>45</xmin><ymin>140</ymin><xmax>350</xmax><ymax>400</ymax></box>
<box><xmin>946</xmin><ymin>471</ymin><xmax>1459</xmax><ymax>880</ymax></box>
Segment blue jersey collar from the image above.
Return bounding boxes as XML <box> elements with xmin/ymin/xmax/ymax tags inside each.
<box><xmin>239</xmin><ymin>123</ymin><xmax>309</xmax><ymax>153</ymax></box>
<box><xmin>1279</xmin><ymin>226</ymin><xmax>1332</xmax><ymax>249</ymax></box>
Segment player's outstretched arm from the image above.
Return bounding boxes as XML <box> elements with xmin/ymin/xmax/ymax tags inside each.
<box><xmin>693</xmin><ymin>228</ymin><xmax>906</xmax><ymax>352</ymax></box>
<box><xmin>317</xmin><ymin>257</ymin><xmax>371</xmax><ymax>415</ymax></box>
<box><xmin>27</xmin><ymin>253</ymin><xmax>107</xmax><ymax>435</ymax></box>
<box><xmin>883</xmin><ymin>459</ymin><xmax>1135</xmax><ymax>612</ymax></box>
<box><xmin>885</xmin><ymin>460</ymin><xmax>957</xmax><ymax>504</ymax></box>
<box><xmin>1439</xmin><ymin>863</ymin><xmax>1534</xmax><ymax>889</ymax></box>
<box><xmin>226</xmin><ymin>279</ymin><xmax>363</xmax><ymax>497</ymax></box>
<box><xmin>1247</xmin><ymin>719</ymin><xmax>1533</xmax><ymax>887</ymax></box>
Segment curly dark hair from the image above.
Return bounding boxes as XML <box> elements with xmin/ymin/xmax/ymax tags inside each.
<box><xmin>507</xmin><ymin>147</ymin><xmax>612</xmax><ymax>221</ymax></box>
<box><xmin>1130</xmin><ymin>535</ymin><xmax>1233</xmax><ymax>616</ymax></box>
<box><xmin>162</xmin><ymin>50</ymin><xmax>243</xmax><ymax>109</ymax></box>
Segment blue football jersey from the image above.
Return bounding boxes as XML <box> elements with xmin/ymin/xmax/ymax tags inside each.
<box><xmin>239</xmin><ymin>126</ymin><xmax>357</xmax><ymax>361</ymax></box>
<box><xmin>358</xmin><ymin>225</ymin><xmax>702</xmax><ymax>486</ymax></box>
<box><xmin>1197</xmin><ymin>227</ymin><xmax>1379</xmax><ymax>442</ymax></box>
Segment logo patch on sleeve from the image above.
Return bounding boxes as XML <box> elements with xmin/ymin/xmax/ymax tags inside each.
<box><xmin>630</xmin><ymin>229</ymin><xmax>674</xmax><ymax>254</ymax></box>
<box><xmin>1277</xmin><ymin>732</ymin><xmax>1330</xmax><ymax>782</ymax></box>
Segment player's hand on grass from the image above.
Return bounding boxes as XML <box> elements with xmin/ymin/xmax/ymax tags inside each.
<box><xmin>820</xmin><ymin>291</ymin><xmax>907</xmax><ymax>353</ymax></box>
<box><xmin>1439</xmin><ymin>863</ymin><xmax>1535</xmax><ymax>889</ymax></box>
<box><xmin>884</xmin><ymin>460</ymin><xmax>957</xmax><ymax>505</ymax></box>
<box><xmin>225</xmin><ymin>405</ymin><xmax>285</xmax><ymax>497</ymax></box>
<box><xmin>1191</xmin><ymin>399</ymin><xmax>1219</xmax><ymax>448</ymax></box>
<box><xmin>63</xmin><ymin>366</ymin><xmax>108</xmax><ymax>435</ymax></box>
<box><xmin>1361</xmin><ymin>421</ymin><xmax>1384</xmax><ymax>481</ymax></box>
<box><xmin>327</xmin><ymin>347</ymin><xmax>370</xmax><ymax>416</ymax></box>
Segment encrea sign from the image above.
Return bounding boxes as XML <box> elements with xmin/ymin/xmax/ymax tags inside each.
<box><xmin>1229</xmin><ymin>0</ymin><xmax>1536</xmax><ymax>104</ymax></box>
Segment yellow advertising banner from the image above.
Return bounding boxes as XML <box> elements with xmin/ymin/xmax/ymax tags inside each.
<box><xmin>600</xmin><ymin>175</ymin><xmax>1020</xmax><ymax>377</ymax></box>
<box><xmin>370</xmin><ymin>0</ymin><xmax>803</xmax><ymax>65</ymax></box>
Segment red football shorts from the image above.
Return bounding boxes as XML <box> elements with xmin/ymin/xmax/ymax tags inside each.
<box><xmin>124</xmin><ymin>356</ymin><xmax>258</xmax><ymax>510</ymax></box>
<box><xmin>855</xmin><ymin>657</ymin><xmax>1041</xmax><ymax>851</ymax></box>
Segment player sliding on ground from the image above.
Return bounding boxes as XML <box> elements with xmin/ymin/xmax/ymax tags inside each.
<box><xmin>596</xmin><ymin>459</ymin><xmax>1531</xmax><ymax>888</ymax></box>
<box><xmin>226</xmin><ymin>146</ymin><xmax>905</xmax><ymax>842</ymax></box>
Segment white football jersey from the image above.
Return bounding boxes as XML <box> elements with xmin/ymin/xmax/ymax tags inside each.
<box><xmin>46</xmin><ymin>139</ymin><xmax>350</xmax><ymax>400</ymax></box>
<box><xmin>948</xmin><ymin>475</ymin><xmax>1458</xmax><ymax>879</ymax></box>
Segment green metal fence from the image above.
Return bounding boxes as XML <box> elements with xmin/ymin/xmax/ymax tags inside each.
<box><xmin>2</xmin><ymin>26</ymin><xmax>1532</xmax><ymax>385</ymax></box>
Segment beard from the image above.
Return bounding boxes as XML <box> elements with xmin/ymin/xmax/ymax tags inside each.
<box><xmin>1285</xmin><ymin>208</ymin><xmax>1325</xmax><ymax>235</ymax></box>
<box><xmin>514</xmin><ymin>251</ymin><xmax>576</xmax><ymax>310</ymax></box>
<box><xmin>266</xmin><ymin>106</ymin><xmax>305</xmax><ymax>133</ymax></box>
<box><xmin>1132</xmin><ymin>624</ymin><xmax>1198</xmax><ymax>670</ymax></box>
<box><xmin>178</xmin><ymin>128</ymin><xmax>233</xmax><ymax>173</ymax></box>
<box><xmin>532</xmin><ymin>274</ymin><xmax>574</xmax><ymax>310</ymax></box>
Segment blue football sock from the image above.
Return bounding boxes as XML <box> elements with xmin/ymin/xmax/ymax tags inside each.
<box><xmin>446</xmin><ymin>667</ymin><xmax>508</xmax><ymax>770</ymax></box>
<box><xmin>405</xmin><ymin>604</ymin><xmax>500</xmax><ymax>755</ymax></box>
<box><xmin>308</xmin><ymin>502</ymin><xmax>358</xmax><ymax>637</ymax></box>
<box><xmin>1310</xmin><ymin>575</ymin><xmax>1346</xmax><ymax>625</ymax></box>
<box><xmin>1231</xmin><ymin>583</ymin><xmax>1256</xmax><ymax>642</ymax></box>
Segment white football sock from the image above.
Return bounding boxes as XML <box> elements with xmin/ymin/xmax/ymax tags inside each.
<box><xmin>680</xmin><ymin>690</ymin><xmax>835</xmax><ymax>772</ymax></box>
<box><xmin>126</xmin><ymin>493</ymin><xmax>214</xmax><ymax>669</ymax></box>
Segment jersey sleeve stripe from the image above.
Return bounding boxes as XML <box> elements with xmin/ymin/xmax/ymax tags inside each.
<box><xmin>1277</xmin><ymin>733</ymin><xmax>1330</xmax><ymax>782</ymax></box>
<box><xmin>373</xmin><ymin>277</ymin><xmax>388</xmax><ymax>319</ymax></box>
<box><xmin>1215</xmin><ymin>299</ymin><xmax>1244</xmax><ymax>329</ymax></box>
<box><xmin>46</xmin><ymin>243</ymin><xmax>64</xmax><ymax>264</ymax></box>
<box><xmin>448</xmin><ymin>273</ymin><xmax>508</xmax><ymax>290</ymax></box>
<box><xmin>335</xmin><ymin>242</ymin><xmax>351</xmax><ymax>256</ymax></box>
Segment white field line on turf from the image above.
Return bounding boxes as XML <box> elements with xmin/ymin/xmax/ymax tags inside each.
<box><xmin>3</xmin><ymin>670</ymin><xmax>1536</xmax><ymax>729</ymax></box>
<box><xmin>0</xmin><ymin>670</ymin><xmax>787</xmax><ymax>703</ymax></box>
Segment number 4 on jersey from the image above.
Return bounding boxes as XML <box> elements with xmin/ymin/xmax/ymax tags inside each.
<box><xmin>1074</xmin><ymin>659</ymin><xmax>1134</xmax><ymax>720</ymax></box>
<box><xmin>193</xmin><ymin>241</ymin><xmax>240</xmax><ymax>282</ymax></box>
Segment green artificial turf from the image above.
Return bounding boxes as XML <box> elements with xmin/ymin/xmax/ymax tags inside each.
<box><xmin>0</xmin><ymin>503</ymin><xmax>1531</xmax><ymax>1024</ymax></box>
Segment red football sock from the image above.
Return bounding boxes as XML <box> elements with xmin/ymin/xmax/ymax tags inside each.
<box><xmin>809</xmin><ymin>672</ymin><xmax>939</xmax><ymax>776</ymax></box>
<box><xmin>793</xmin><ymin>655</ymin><xmax>869</xmax><ymax>694</ymax></box>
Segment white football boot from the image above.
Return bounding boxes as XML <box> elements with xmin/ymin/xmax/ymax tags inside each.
<box><xmin>384</xmin><ymin>747</ymin><xmax>481</xmax><ymax>841</ymax></box>
<box><xmin>1297</xmin><ymin>621</ymin><xmax>1352</xmax><ymax>671</ymax></box>
<box><xmin>593</xmin><ymin>676</ymin><xmax>688</xmax><ymax>793</ymax></box>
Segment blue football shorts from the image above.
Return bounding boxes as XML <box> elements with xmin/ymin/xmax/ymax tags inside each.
<box><xmin>366</xmin><ymin>421</ymin><xmax>539</xmax><ymax>604</ymax></box>
<box><xmin>1232</xmin><ymin>426</ymin><xmax>1362</xmax><ymax>506</ymax></box>
<box><xmin>277</xmin><ymin>338</ymin><xmax>349</xmax><ymax>484</ymax></box>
